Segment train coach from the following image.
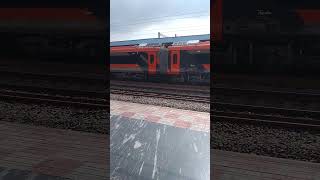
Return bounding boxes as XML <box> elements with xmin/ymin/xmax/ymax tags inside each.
<box><xmin>212</xmin><ymin>0</ymin><xmax>320</xmax><ymax>75</ymax></box>
<box><xmin>168</xmin><ymin>41</ymin><xmax>210</xmax><ymax>81</ymax></box>
<box><xmin>0</xmin><ymin>1</ymin><xmax>106</xmax><ymax>61</ymax></box>
<box><xmin>110</xmin><ymin>40</ymin><xmax>210</xmax><ymax>83</ymax></box>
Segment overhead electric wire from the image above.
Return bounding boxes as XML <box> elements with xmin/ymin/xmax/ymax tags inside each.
<box><xmin>110</xmin><ymin>10</ymin><xmax>209</xmax><ymax>42</ymax></box>
<box><xmin>111</xmin><ymin>13</ymin><xmax>209</xmax><ymax>28</ymax></box>
<box><xmin>110</xmin><ymin>10</ymin><xmax>209</xmax><ymax>25</ymax></box>
<box><xmin>111</xmin><ymin>24</ymin><xmax>209</xmax><ymax>33</ymax></box>
<box><xmin>111</xmin><ymin>26</ymin><xmax>209</xmax><ymax>35</ymax></box>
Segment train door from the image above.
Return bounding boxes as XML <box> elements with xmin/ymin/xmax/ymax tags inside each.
<box><xmin>169</xmin><ymin>51</ymin><xmax>180</xmax><ymax>75</ymax></box>
<box><xmin>159</xmin><ymin>47</ymin><xmax>169</xmax><ymax>74</ymax></box>
<box><xmin>148</xmin><ymin>52</ymin><xmax>157</xmax><ymax>75</ymax></box>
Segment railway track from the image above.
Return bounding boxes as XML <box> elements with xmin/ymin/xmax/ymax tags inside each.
<box><xmin>111</xmin><ymin>80</ymin><xmax>210</xmax><ymax>103</ymax></box>
<box><xmin>111</xmin><ymin>75</ymin><xmax>210</xmax><ymax>85</ymax></box>
<box><xmin>111</xmin><ymin>89</ymin><xmax>209</xmax><ymax>103</ymax></box>
<box><xmin>111</xmin><ymin>80</ymin><xmax>209</xmax><ymax>92</ymax></box>
<box><xmin>213</xmin><ymin>102</ymin><xmax>320</xmax><ymax>130</ymax></box>
<box><xmin>213</xmin><ymin>85</ymin><xmax>320</xmax><ymax>99</ymax></box>
<box><xmin>0</xmin><ymin>70</ymin><xmax>107</xmax><ymax>94</ymax></box>
<box><xmin>112</xmin><ymin>80</ymin><xmax>320</xmax><ymax>99</ymax></box>
<box><xmin>0</xmin><ymin>85</ymin><xmax>108</xmax><ymax>109</ymax></box>
<box><xmin>213</xmin><ymin>85</ymin><xmax>320</xmax><ymax>129</ymax></box>
<box><xmin>213</xmin><ymin>73</ymin><xmax>320</xmax><ymax>90</ymax></box>
<box><xmin>0</xmin><ymin>70</ymin><xmax>106</xmax><ymax>82</ymax></box>
<box><xmin>0</xmin><ymin>83</ymin><xmax>107</xmax><ymax>97</ymax></box>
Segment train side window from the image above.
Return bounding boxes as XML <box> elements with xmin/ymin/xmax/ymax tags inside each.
<box><xmin>173</xmin><ymin>54</ymin><xmax>177</xmax><ymax>64</ymax></box>
<box><xmin>150</xmin><ymin>55</ymin><xmax>154</xmax><ymax>64</ymax></box>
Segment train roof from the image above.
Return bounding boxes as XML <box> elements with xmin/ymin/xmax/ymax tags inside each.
<box><xmin>110</xmin><ymin>34</ymin><xmax>210</xmax><ymax>47</ymax></box>
<box><xmin>110</xmin><ymin>46</ymin><xmax>160</xmax><ymax>53</ymax></box>
<box><xmin>169</xmin><ymin>41</ymin><xmax>210</xmax><ymax>50</ymax></box>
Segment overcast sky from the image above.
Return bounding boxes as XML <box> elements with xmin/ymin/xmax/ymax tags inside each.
<box><xmin>110</xmin><ymin>0</ymin><xmax>209</xmax><ymax>42</ymax></box>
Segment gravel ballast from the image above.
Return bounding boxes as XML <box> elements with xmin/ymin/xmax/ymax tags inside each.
<box><xmin>212</xmin><ymin>121</ymin><xmax>320</xmax><ymax>163</ymax></box>
<box><xmin>0</xmin><ymin>101</ymin><xmax>108</xmax><ymax>134</ymax></box>
<box><xmin>110</xmin><ymin>94</ymin><xmax>210</xmax><ymax>112</ymax></box>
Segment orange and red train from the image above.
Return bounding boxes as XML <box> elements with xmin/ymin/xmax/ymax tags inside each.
<box><xmin>110</xmin><ymin>41</ymin><xmax>210</xmax><ymax>82</ymax></box>
<box><xmin>212</xmin><ymin>0</ymin><xmax>320</xmax><ymax>74</ymax></box>
<box><xmin>0</xmin><ymin>6</ymin><xmax>106</xmax><ymax>60</ymax></box>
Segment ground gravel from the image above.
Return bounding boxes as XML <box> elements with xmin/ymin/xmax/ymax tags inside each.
<box><xmin>110</xmin><ymin>94</ymin><xmax>210</xmax><ymax>112</ymax></box>
<box><xmin>0</xmin><ymin>101</ymin><xmax>108</xmax><ymax>134</ymax></box>
<box><xmin>212</xmin><ymin>121</ymin><xmax>320</xmax><ymax>163</ymax></box>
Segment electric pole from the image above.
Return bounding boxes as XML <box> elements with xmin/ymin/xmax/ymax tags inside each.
<box><xmin>158</xmin><ymin>32</ymin><xmax>168</xmax><ymax>38</ymax></box>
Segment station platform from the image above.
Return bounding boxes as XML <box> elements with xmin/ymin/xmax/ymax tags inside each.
<box><xmin>212</xmin><ymin>149</ymin><xmax>320</xmax><ymax>180</ymax></box>
<box><xmin>110</xmin><ymin>100</ymin><xmax>210</xmax><ymax>133</ymax></box>
<box><xmin>0</xmin><ymin>121</ymin><xmax>107</xmax><ymax>180</ymax></box>
<box><xmin>0</xmin><ymin>100</ymin><xmax>318</xmax><ymax>179</ymax></box>
<box><xmin>110</xmin><ymin>100</ymin><xmax>210</xmax><ymax>179</ymax></box>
